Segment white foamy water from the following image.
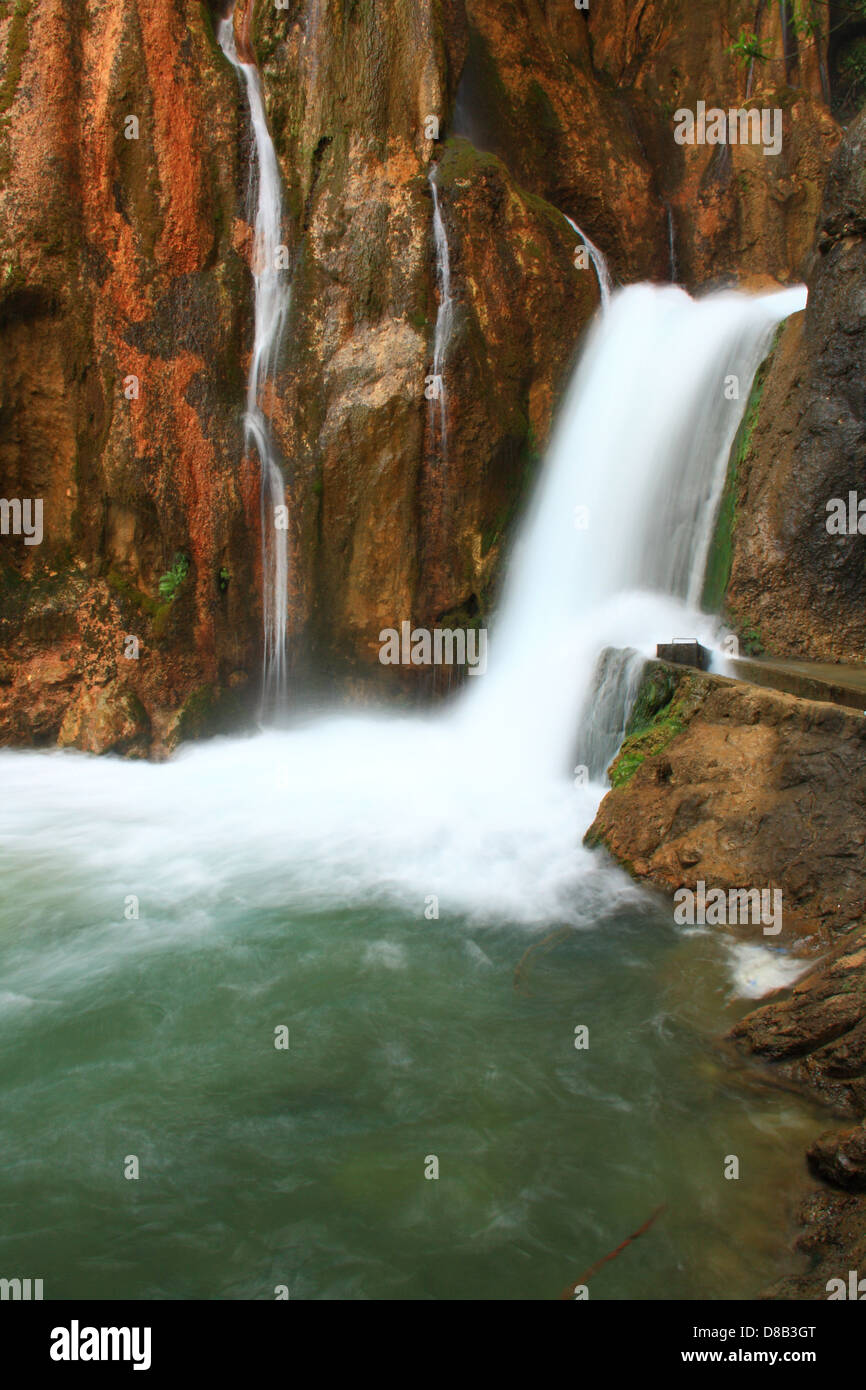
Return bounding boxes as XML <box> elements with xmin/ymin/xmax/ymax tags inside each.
<box><xmin>457</xmin><ymin>281</ymin><xmax>807</xmax><ymax>781</ymax></box>
<box><xmin>0</xmin><ymin>279</ymin><xmax>820</xmax><ymax>1302</ymax></box>
<box><xmin>0</xmin><ymin>282</ymin><xmax>807</xmax><ymax>991</ymax></box>
<box><xmin>726</xmin><ymin>943</ymin><xmax>814</xmax><ymax>1000</ymax></box>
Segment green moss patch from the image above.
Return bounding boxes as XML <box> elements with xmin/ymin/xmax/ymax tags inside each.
<box><xmin>169</xmin><ymin>680</ymin><xmax>252</xmax><ymax>747</ymax></box>
<box><xmin>106</xmin><ymin>569</ymin><xmax>172</xmax><ymax>637</ymax></box>
<box><xmin>0</xmin><ymin>0</ymin><xmax>33</xmax><ymax>117</ymax></box>
<box><xmin>607</xmin><ymin>666</ymin><xmax>706</xmax><ymax>788</ymax></box>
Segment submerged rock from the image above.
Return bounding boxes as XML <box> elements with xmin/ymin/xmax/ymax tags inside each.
<box><xmin>808</xmin><ymin>1123</ymin><xmax>866</xmax><ymax>1191</ymax></box>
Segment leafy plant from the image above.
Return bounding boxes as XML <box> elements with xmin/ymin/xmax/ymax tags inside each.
<box><xmin>218</xmin><ymin>565</ymin><xmax>230</xmax><ymax>593</ymax></box>
<box><xmin>791</xmin><ymin>2</ymin><xmax>821</xmax><ymax>40</ymax></box>
<box><xmin>739</xmin><ymin>623</ymin><xmax>765</xmax><ymax>657</ymax></box>
<box><xmin>839</xmin><ymin>35</ymin><xmax>866</xmax><ymax>106</ymax></box>
<box><xmin>728</xmin><ymin>27</ymin><xmax>769</xmax><ymax>65</ymax></box>
<box><xmin>158</xmin><ymin>552</ymin><xmax>190</xmax><ymax>602</ymax></box>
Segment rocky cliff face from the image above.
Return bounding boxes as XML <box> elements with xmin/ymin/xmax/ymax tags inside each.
<box><xmin>0</xmin><ymin>0</ymin><xmax>845</xmax><ymax>747</ymax></box>
<box><xmin>589</xmin><ymin>0</ymin><xmax>839</xmax><ymax>286</ymax></box>
<box><xmin>725</xmin><ymin>107</ymin><xmax>866</xmax><ymax>663</ymax></box>
<box><xmin>586</xmin><ymin>659</ymin><xmax>866</xmax><ymax>946</ymax></box>
<box><xmin>0</xmin><ymin>0</ymin><xmax>259</xmax><ymax>753</ymax></box>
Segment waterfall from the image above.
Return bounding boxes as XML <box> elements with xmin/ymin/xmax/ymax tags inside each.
<box><xmin>0</xmin><ymin>283</ymin><xmax>809</xmax><ymax>935</ymax></box>
<box><xmin>561</xmin><ymin>213</ymin><xmax>613</xmax><ymax>307</ymax></box>
<box><xmin>458</xmin><ymin>281</ymin><xmax>807</xmax><ymax>780</ymax></box>
<box><xmin>579</xmin><ymin>646</ymin><xmax>648</xmax><ymax>780</ymax></box>
<box><xmin>218</xmin><ymin>10</ymin><xmax>291</xmax><ymax>717</ymax></box>
<box><xmin>665</xmin><ymin>203</ymin><xmax>678</xmax><ymax>283</ymax></box>
<box><xmin>428</xmin><ymin>167</ymin><xmax>454</xmax><ymax>461</ymax></box>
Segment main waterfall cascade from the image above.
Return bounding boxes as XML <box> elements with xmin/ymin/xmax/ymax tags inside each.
<box><xmin>458</xmin><ymin>281</ymin><xmax>808</xmax><ymax>785</ymax></box>
<box><xmin>218</xmin><ymin>12</ymin><xmax>291</xmax><ymax>716</ymax></box>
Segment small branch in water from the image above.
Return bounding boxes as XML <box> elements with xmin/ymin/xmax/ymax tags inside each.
<box><xmin>559</xmin><ymin>1204</ymin><xmax>667</xmax><ymax>1300</ymax></box>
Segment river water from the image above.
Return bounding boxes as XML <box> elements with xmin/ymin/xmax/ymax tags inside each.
<box><xmin>0</xmin><ymin>724</ymin><xmax>819</xmax><ymax>1300</ymax></box>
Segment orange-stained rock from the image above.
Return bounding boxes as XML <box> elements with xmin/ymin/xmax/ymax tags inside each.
<box><xmin>58</xmin><ymin>681</ymin><xmax>151</xmax><ymax>756</ymax></box>
<box><xmin>588</xmin><ymin>0</ymin><xmax>840</xmax><ymax>285</ymax></box>
<box><xmin>0</xmin><ymin>0</ymin><xmax>259</xmax><ymax>751</ymax></box>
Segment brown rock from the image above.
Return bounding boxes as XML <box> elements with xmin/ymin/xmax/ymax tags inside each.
<box><xmin>586</xmin><ymin>662</ymin><xmax>866</xmax><ymax>943</ymax></box>
<box><xmin>589</xmin><ymin>0</ymin><xmax>840</xmax><ymax>286</ymax></box>
<box><xmin>808</xmin><ymin>1124</ymin><xmax>866</xmax><ymax>1191</ymax></box>
<box><xmin>728</xmin><ymin>929</ymin><xmax>866</xmax><ymax>1115</ymax></box>
<box><xmin>764</xmin><ymin>1188</ymin><xmax>866</xmax><ymax>1300</ymax></box>
<box><xmin>0</xmin><ymin>0</ymin><xmax>259</xmax><ymax>753</ymax></box>
<box><xmin>726</xmin><ymin>109</ymin><xmax>866</xmax><ymax>663</ymax></box>
<box><xmin>58</xmin><ymin>682</ymin><xmax>151</xmax><ymax>757</ymax></box>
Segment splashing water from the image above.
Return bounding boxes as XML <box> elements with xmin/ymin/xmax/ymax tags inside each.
<box><xmin>218</xmin><ymin>11</ymin><xmax>291</xmax><ymax>717</ymax></box>
<box><xmin>1</xmin><ymin>280</ymin><xmax>808</xmax><ymax>929</ymax></box>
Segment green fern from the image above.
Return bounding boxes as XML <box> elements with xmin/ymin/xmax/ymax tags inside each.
<box><xmin>158</xmin><ymin>553</ymin><xmax>190</xmax><ymax>602</ymax></box>
<box><xmin>728</xmin><ymin>28</ymin><xmax>769</xmax><ymax>65</ymax></box>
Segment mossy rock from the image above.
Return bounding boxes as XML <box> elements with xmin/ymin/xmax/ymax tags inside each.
<box><xmin>0</xmin><ymin>0</ymin><xmax>33</xmax><ymax>118</ymax></box>
<box><xmin>166</xmin><ymin>680</ymin><xmax>255</xmax><ymax>749</ymax></box>
<box><xmin>624</xmin><ymin>661</ymin><xmax>679</xmax><ymax>736</ymax></box>
<box><xmin>608</xmin><ymin>665</ymin><xmax>707</xmax><ymax>788</ymax></box>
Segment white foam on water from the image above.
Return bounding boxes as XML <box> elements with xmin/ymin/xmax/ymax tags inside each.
<box><xmin>725</xmin><ymin>942</ymin><xmax>814</xmax><ymax>1000</ymax></box>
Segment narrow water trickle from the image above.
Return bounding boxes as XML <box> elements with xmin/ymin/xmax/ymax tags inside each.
<box><xmin>218</xmin><ymin>9</ymin><xmax>291</xmax><ymax>718</ymax></box>
<box><xmin>561</xmin><ymin>212</ymin><xmax>614</xmax><ymax>307</ymax></box>
<box><xmin>428</xmin><ymin>166</ymin><xmax>454</xmax><ymax>464</ymax></box>
<box><xmin>666</xmin><ymin>203</ymin><xmax>679</xmax><ymax>284</ymax></box>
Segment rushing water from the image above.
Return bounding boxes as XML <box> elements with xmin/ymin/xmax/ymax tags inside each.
<box><xmin>458</xmin><ymin>281</ymin><xmax>807</xmax><ymax>781</ymax></box>
<box><xmin>218</xmin><ymin>11</ymin><xmax>291</xmax><ymax>716</ymax></box>
<box><xmin>0</xmin><ymin>282</ymin><xmax>815</xmax><ymax>1300</ymax></box>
